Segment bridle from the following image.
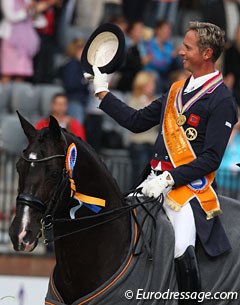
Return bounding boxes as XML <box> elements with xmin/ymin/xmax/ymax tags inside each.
<box><xmin>21</xmin><ymin>154</ymin><xmax>66</xmax><ymax>163</ymax></box>
<box><xmin>17</xmin><ymin>155</ymin><xmax>68</xmax><ymax>212</ymax></box>
<box><xmin>15</xmin><ymin>131</ymin><xmax>164</xmax><ymax>248</ymax></box>
<box><xmin>16</xmin><ymin>132</ymin><xmax>69</xmax><ymax>219</ymax></box>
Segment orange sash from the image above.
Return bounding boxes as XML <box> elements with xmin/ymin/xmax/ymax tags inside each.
<box><xmin>163</xmin><ymin>80</ymin><xmax>222</xmax><ymax>220</ymax></box>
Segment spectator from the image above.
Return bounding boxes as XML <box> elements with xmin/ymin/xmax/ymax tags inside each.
<box><xmin>73</xmin><ymin>0</ymin><xmax>104</xmax><ymax>32</ymax></box>
<box><xmin>36</xmin><ymin>93</ymin><xmax>86</xmax><ymax>140</ymax></box>
<box><xmin>0</xmin><ymin>0</ymin><xmax>40</xmax><ymax>83</ymax></box>
<box><xmin>115</xmin><ymin>21</ymin><xmax>151</xmax><ymax>92</ymax></box>
<box><xmin>128</xmin><ymin>71</ymin><xmax>159</xmax><ymax>183</ymax></box>
<box><xmin>217</xmin><ymin>113</ymin><xmax>240</xmax><ymax>199</ymax></box>
<box><xmin>108</xmin><ymin>14</ymin><xmax>128</xmax><ymax>34</ymax></box>
<box><xmin>122</xmin><ymin>0</ymin><xmax>148</xmax><ymax>23</ymax></box>
<box><xmin>85</xmin><ymin>96</ymin><xmax>104</xmax><ymax>153</ymax></box>
<box><xmin>224</xmin><ymin>24</ymin><xmax>240</xmax><ymax>106</ymax></box>
<box><xmin>33</xmin><ymin>0</ymin><xmax>62</xmax><ymax>84</ymax></box>
<box><xmin>144</xmin><ymin>20</ymin><xmax>182</xmax><ymax>93</ymax></box>
<box><xmin>59</xmin><ymin>38</ymin><xmax>90</xmax><ymax>124</ymax></box>
<box><xmin>155</xmin><ymin>0</ymin><xmax>179</xmax><ymax>28</ymax></box>
<box><xmin>101</xmin><ymin>0</ymin><xmax>122</xmax><ymax>23</ymax></box>
<box><xmin>201</xmin><ymin>0</ymin><xmax>227</xmax><ymax>36</ymax></box>
<box><xmin>224</xmin><ymin>0</ymin><xmax>240</xmax><ymax>42</ymax></box>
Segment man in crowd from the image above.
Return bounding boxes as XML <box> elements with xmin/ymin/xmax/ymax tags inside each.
<box><xmin>36</xmin><ymin>93</ymin><xmax>86</xmax><ymax>140</ymax></box>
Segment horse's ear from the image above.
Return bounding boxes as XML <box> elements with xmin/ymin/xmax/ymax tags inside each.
<box><xmin>49</xmin><ymin>116</ymin><xmax>61</xmax><ymax>140</ymax></box>
<box><xmin>17</xmin><ymin>111</ymin><xmax>37</xmax><ymax>141</ymax></box>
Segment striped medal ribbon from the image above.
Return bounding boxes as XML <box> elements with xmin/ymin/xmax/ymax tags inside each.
<box><xmin>175</xmin><ymin>72</ymin><xmax>223</xmax><ymax>126</ymax></box>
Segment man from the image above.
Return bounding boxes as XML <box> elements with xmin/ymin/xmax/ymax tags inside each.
<box><xmin>89</xmin><ymin>22</ymin><xmax>237</xmax><ymax>302</ymax></box>
<box><xmin>36</xmin><ymin>93</ymin><xmax>86</xmax><ymax>140</ymax></box>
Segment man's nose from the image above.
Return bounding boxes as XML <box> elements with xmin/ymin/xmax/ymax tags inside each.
<box><xmin>179</xmin><ymin>48</ymin><xmax>185</xmax><ymax>56</ymax></box>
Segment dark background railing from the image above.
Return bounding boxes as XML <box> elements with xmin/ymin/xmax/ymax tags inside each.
<box><xmin>1</xmin><ymin>149</ymin><xmax>239</xmax><ymax>253</ymax></box>
<box><xmin>0</xmin><ymin>151</ymin><xmax>19</xmax><ymax>246</ymax></box>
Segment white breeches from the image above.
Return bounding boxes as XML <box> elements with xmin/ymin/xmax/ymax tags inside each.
<box><xmin>163</xmin><ymin>200</ymin><xmax>196</xmax><ymax>258</ymax></box>
<box><xmin>136</xmin><ymin>173</ymin><xmax>196</xmax><ymax>259</ymax></box>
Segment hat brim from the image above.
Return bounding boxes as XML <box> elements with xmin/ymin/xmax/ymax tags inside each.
<box><xmin>81</xmin><ymin>23</ymin><xmax>125</xmax><ymax>74</ymax></box>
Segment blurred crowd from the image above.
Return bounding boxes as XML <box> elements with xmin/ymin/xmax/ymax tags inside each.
<box><xmin>0</xmin><ymin>0</ymin><xmax>240</xmax><ymax>191</ymax></box>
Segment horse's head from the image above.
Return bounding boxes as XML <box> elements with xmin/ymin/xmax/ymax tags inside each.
<box><xmin>9</xmin><ymin>113</ymin><xmax>67</xmax><ymax>252</ymax></box>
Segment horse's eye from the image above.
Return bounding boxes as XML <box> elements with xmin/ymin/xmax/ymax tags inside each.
<box><xmin>51</xmin><ymin>171</ymin><xmax>60</xmax><ymax>178</ymax></box>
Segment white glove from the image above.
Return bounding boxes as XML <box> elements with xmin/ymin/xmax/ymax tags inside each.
<box><xmin>83</xmin><ymin>72</ymin><xmax>94</xmax><ymax>81</ymax></box>
<box><xmin>142</xmin><ymin>171</ymin><xmax>174</xmax><ymax>198</ymax></box>
<box><xmin>92</xmin><ymin>65</ymin><xmax>109</xmax><ymax>95</ymax></box>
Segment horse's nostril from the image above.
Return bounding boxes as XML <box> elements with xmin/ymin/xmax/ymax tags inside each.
<box><xmin>18</xmin><ymin>243</ymin><xmax>26</xmax><ymax>251</ymax></box>
<box><xmin>23</xmin><ymin>230</ymin><xmax>33</xmax><ymax>243</ymax></box>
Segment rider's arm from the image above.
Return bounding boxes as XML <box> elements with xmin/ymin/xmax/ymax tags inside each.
<box><xmin>99</xmin><ymin>92</ymin><xmax>164</xmax><ymax>133</ymax></box>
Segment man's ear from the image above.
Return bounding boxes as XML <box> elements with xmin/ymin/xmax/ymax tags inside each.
<box><xmin>202</xmin><ymin>48</ymin><xmax>213</xmax><ymax>61</ymax></box>
<box><xmin>17</xmin><ymin>111</ymin><xmax>37</xmax><ymax>142</ymax></box>
<box><xmin>49</xmin><ymin>115</ymin><xmax>61</xmax><ymax>140</ymax></box>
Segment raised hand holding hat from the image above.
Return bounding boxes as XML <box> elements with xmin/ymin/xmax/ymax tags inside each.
<box><xmin>92</xmin><ymin>65</ymin><xmax>109</xmax><ymax>95</ymax></box>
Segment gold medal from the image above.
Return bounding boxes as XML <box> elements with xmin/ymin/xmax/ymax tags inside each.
<box><xmin>185</xmin><ymin>127</ymin><xmax>198</xmax><ymax>141</ymax></box>
<box><xmin>177</xmin><ymin>114</ymin><xmax>187</xmax><ymax>126</ymax></box>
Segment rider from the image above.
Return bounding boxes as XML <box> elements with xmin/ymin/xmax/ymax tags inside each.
<box><xmin>89</xmin><ymin>22</ymin><xmax>238</xmax><ymax>302</ymax></box>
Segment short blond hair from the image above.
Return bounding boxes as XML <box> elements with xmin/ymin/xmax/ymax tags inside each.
<box><xmin>132</xmin><ymin>71</ymin><xmax>155</xmax><ymax>97</ymax></box>
<box><xmin>187</xmin><ymin>21</ymin><xmax>225</xmax><ymax>62</ymax></box>
<box><xmin>65</xmin><ymin>38</ymin><xmax>85</xmax><ymax>58</ymax></box>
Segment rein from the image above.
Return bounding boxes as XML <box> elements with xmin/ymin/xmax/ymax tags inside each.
<box><xmin>44</xmin><ymin>190</ymin><xmax>163</xmax><ymax>244</ymax></box>
<box><xmin>16</xmin><ymin>130</ymin><xmax>164</xmax><ymax>253</ymax></box>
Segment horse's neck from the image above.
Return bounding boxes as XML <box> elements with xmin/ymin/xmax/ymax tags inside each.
<box><xmin>54</xmin><ymin>212</ymin><xmax>131</xmax><ymax>303</ymax></box>
<box><xmin>67</xmin><ymin>134</ymin><xmax>122</xmax><ymax>208</ymax></box>
<box><xmin>53</xmin><ymin>136</ymin><xmax>132</xmax><ymax>304</ymax></box>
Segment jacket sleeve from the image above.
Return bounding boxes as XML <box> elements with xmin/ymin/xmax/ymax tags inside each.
<box><xmin>99</xmin><ymin>92</ymin><xmax>164</xmax><ymax>133</ymax></box>
<box><xmin>170</xmin><ymin>97</ymin><xmax>238</xmax><ymax>187</ymax></box>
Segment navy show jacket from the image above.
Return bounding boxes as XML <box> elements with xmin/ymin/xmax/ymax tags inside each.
<box><xmin>99</xmin><ymin>80</ymin><xmax>238</xmax><ymax>188</ymax></box>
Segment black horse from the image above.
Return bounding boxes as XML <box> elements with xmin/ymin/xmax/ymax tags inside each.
<box><xmin>9</xmin><ymin>114</ymin><xmax>240</xmax><ymax>305</ymax></box>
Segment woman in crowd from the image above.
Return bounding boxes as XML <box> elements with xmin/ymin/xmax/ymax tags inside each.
<box><xmin>127</xmin><ymin>71</ymin><xmax>159</xmax><ymax>183</ymax></box>
<box><xmin>144</xmin><ymin>19</ymin><xmax>182</xmax><ymax>93</ymax></box>
<box><xmin>0</xmin><ymin>0</ymin><xmax>40</xmax><ymax>83</ymax></box>
<box><xmin>116</xmin><ymin>21</ymin><xmax>151</xmax><ymax>92</ymax></box>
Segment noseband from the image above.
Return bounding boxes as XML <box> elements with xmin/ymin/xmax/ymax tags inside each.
<box><xmin>17</xmin><ymin>193</ymin><xmax>47</xmax><ymax>213</ymax></box>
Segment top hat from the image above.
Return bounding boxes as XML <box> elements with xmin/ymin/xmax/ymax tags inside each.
<box><xmin>81</xmin><ymin>23</ymin><xmax>125</xmax><ymax>75</ymax></box>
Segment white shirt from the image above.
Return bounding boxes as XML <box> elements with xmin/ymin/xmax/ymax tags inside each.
<box><xmin>0</xmin><ymin>0</ymin><xmax>29</xmax><ymax>39</ymax></box>
<box><xmin>184</xmin><ymin>70</ymin><xmax>219</xmax><ymax>94</ymax></box>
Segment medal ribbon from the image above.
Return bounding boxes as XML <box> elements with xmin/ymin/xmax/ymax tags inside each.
<box><xmin>163</xmin><ymin>80</ymin><xmax>222</xmax><ymax>220</ymax></box>
<box><xmin>176</xmin><ymin>72</ymin><xmax>223</xmax><ymax>114</ymax></box>
<box><xmin>66</xmin><ymin>143</ymin><xmax>105</xmax><ymax>214</ymax></box>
